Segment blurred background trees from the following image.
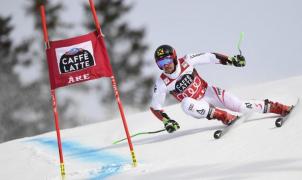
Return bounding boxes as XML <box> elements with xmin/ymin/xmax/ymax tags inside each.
<box><xmin>84</xmin><ymin>0</ymin><xmax>153</xmax><ymax>107</ymax></box>
<box><xmin>0</xmin><ymin>0</ymin><xmax>153</xmax><ymax>143</ymax></box>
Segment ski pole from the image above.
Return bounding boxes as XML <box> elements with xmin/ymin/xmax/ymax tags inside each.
<box><xmin>237</xmin><ymin>32</ymin><xmax>244</xmax><ymax>56</ymax></box>
<box><xmin>113</xmin><ymin>129</ymin><xmax>166</xmax><ymax>144</ymax></box>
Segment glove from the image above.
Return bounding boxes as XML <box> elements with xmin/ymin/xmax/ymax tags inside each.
<box><xmin>228</xmin><ymin>55</ymin><xmax>246</xmax><ymax>67</ymax></box>
<box><xmin>163</xmin><ymin>118</ymin><xmax>180</xmax><ymax>133</ymax></box>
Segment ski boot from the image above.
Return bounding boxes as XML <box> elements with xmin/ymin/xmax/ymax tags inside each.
<box><xmin>207</xmin><ymin>108</ymin><xmax>238</xmax><ymax>125</ymax></box>
<box><xmin>264</xmin><ymin>99</ymin><xmax>293</xmax><ymax>117</ymax></box>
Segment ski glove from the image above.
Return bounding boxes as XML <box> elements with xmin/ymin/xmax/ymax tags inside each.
<box><xmin>163</xmin><ymin>118</ymin><xmax>180</xmax><ymax>133</ymax></box>
<box><xmin>228</xmin><ymin>55</ymin><xmax>246</xmax><ymax>67</ymax></box>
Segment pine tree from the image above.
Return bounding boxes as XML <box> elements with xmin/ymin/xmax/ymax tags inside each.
<box><xmin>84</xmin><ymin>0</ymin><xmax>154</xmax><ymax>109</ymax></box>
<box><xmin>23</xmin><ymin>0</ymin><xmax>78</xmax><ymax>128</ymax></box>
<box><xmin>0</xmin><ymin>0</ymin><xmax>76</xmax><ymax>142</ymax></box>
<box><xmin>26</xmin><ymin>0</ymin><xmax>71</xmax><ymax>38</ymax></box>
<box><xmin>0</xmin><ymin>15</ymin><xmax>49</xmax><ymax>142</ymax></box>
<box><xmin>0</xmin><ymin>15</ymin><xmax>18</xmax><ymax>141</ymax></box>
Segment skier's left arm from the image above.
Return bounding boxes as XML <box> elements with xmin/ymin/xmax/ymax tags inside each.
<box><xmin>185</xmin><ymin>52</ymin><xmax>246</xmax><ymax>67</ymax></box>
<box><xmin>212</xmin><ymin>53</ymin><xmax>246</xmax><ymax>67</ymax></box>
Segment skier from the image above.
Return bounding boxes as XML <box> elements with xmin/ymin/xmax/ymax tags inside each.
<box><xmin>150</xmin><ymin>45</ymin><xmax>292</xmax><ymax>133</ymax></box>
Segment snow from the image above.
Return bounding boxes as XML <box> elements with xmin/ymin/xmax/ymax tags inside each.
<box><xmin>1</xmin><ymin>75</ymin><xmax>302</xmax><ymax>180</ymax></box>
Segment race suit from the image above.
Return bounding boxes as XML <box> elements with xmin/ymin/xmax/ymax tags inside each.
<box><xmin>150</xmin><ymin>53</ymin><xmax>267</xmax><ymax>121</ymax></box>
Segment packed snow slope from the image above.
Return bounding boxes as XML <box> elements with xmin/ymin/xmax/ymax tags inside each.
<box><xmin>1</xmin><ymin>75</ymin><xmax>302</xmax><ymax>180</ymax></box>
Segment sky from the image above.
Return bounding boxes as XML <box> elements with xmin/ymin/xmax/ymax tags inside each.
<box><xmin>1</xmin><ymin>75</ymin><xmax>302</xmax><ymax>179</ymax></box>
<box><xmin>1</xmin><ymin>0</ymin><xmax>302</xmax><ymax>89</ymax></box>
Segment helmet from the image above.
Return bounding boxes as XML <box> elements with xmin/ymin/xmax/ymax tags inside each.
<box><xmin>154</xmin><ymin>45</ymin><xmax>177</xmax><ymax>69</ymax></box>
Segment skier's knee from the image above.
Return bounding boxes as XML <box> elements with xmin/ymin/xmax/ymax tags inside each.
<box><xmin>181</xmin><ymin>97</ymin><xmax>210</xmax><ymax>119</ymax></box>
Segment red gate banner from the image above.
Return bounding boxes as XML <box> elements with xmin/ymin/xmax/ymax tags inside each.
<box><xmin>46</xmin><ymin>30</ymin><xmax>113</xmax><ymax>89</ymax></box>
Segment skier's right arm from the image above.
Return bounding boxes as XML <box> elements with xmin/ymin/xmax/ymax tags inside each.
<box><xmin>150</xmin><ymin>79</ymin><xmax>180</xmax><ymax>133</ymax></box>
<box><xmin>150</xmin><ymin>79</ymin><xmax>169</xmax><ymax>121</ymax></box>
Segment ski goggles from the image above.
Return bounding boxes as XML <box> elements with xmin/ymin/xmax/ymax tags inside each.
<box><xmin>156</xmin><ymin>58</ymin><xmax>174</xmax><ymax>68</ymax></box>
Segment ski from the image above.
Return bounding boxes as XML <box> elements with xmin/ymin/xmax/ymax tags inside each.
<box><xmin>275</xmin><ymin>98</ymin><xmax>300</xmax><ymax>128</ymax></box>
<box><xmin>214</xmin><ymin>113</ymin><xmax>252</xmax><ymax>139</ymax></box>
